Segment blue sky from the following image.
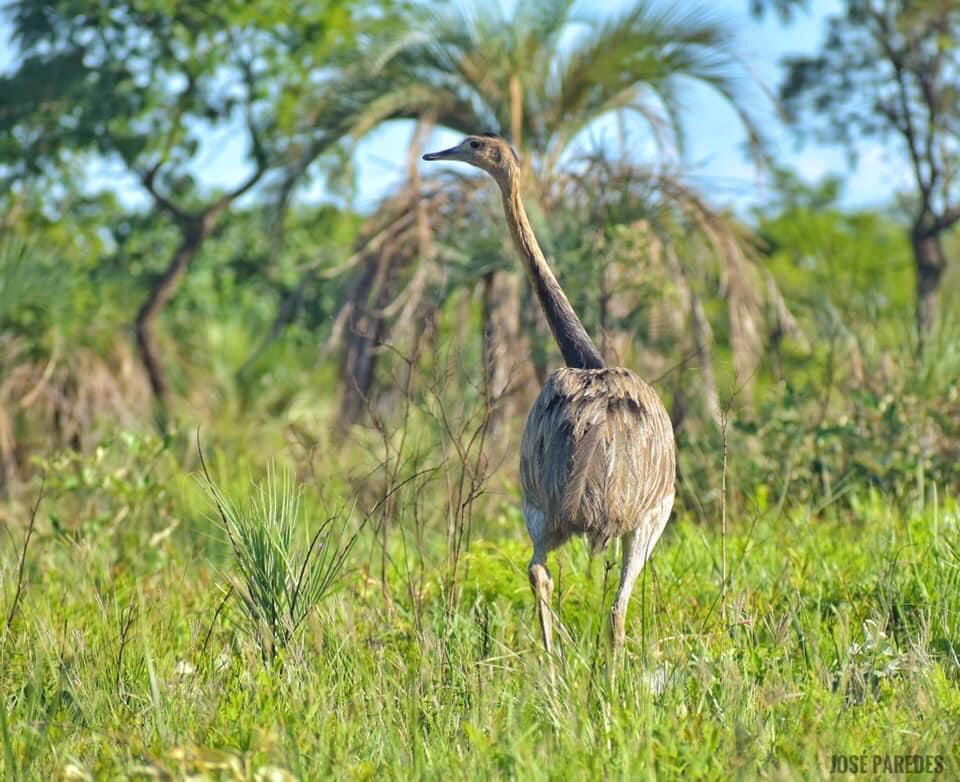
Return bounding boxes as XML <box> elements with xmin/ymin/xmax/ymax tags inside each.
<box><xmin>0</xmin><ymin>1</ymin><xmax>911</xmax><ymax>214</ymax></box>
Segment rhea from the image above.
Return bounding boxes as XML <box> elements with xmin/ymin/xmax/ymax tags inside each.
<box><xmin>423</xmin><ymin>134</ymin><xmax>676</xmax><ymax>658</ymax></box>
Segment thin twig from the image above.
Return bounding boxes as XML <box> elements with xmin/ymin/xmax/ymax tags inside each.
<box><xmin>198</xmin><ymin>584</ymin><xmax>234</xmax><ymax>670</ymax></box>
<box><xmin>114</xmin><ymin>601</ymin><xmax>138</xmax><ymax>696</ymax></box>
<box><xmin>720</xmin><ymin>406</ymin><xmax>729</xmax><ymax>605</ymax></box>
<box><xmin>5</xmin><ymin>476</ymin><xmax>44</xmax><ymax>638</ymax></box>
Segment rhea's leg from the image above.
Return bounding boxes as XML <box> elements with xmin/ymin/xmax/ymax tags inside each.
<box><xmin>528</xmin><ymin>559</ymin><xmax>554</xmax><ymax>656</ymax></box>
<box><xmin>610</xmin><ymin>492</ymin><xmax>675</xmax><ymax>652</ymax></box>
<box><xmin>529</xmin><ymin>556</ymin><xmax>556</xmax><ymax>685</ymax></box>
<box><xmin>610</xmin><ymin>529</ymin><xmax>640</xmax><ymax>652</ymax></box>
<box><xmin>523</xmin><ymin>501</ymin><xmax>556</xmax><ymax>682</ymax></box>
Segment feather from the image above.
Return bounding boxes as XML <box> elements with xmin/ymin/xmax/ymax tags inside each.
<box><xmin>520</xmin><ymin>367</ymin><xmax>676</xmax><ymax>552</ymax></box>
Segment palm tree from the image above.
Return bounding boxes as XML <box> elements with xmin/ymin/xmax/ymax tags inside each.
<box><xmin>288</xmin><ymin>0</ymin><xmax>772</xmax><ymax>427</ymax></box>
<box><xmin>408</xmin><ymin>3</ymin><xmax>752</xmax><ymax>151</ymax></box>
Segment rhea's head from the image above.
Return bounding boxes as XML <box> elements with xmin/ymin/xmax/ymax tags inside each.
<box><xmin>422</xmin><ymin>133</ymin><xmax>519</xmax><ymax>182</ymax></box>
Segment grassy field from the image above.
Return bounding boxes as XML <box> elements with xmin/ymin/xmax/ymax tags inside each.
<box><xmin>2</xmin><ymin>432</ymin><xmax>958</xmax><ymax>781</ymax></box>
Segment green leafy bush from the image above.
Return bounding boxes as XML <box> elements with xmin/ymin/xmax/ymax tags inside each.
<box><xmin>201</xmin><ymin>460</ymin><xmax>357</xmax><ymax>661</ymax></box>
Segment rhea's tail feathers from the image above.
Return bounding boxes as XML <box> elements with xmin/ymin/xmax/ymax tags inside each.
<box><xmin>558</xmin><ymin>408</ymin><xmax>606</xmax><ymax>525</ymax></box>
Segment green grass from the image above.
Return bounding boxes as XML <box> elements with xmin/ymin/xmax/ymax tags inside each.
<box><xmin>2</xmin><ymin>458</ymin><xmax>959</xmax><ymax>779</ymax></box>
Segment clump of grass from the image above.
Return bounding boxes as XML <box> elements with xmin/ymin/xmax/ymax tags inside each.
<box><xmin>199</xmin><ymin>446</ymin><xmax>357</xmax><ymax>662</ymax></box>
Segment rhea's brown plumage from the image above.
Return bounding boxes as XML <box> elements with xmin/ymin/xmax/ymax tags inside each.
<box><xmin>521</xmin><ymin>367</ymin><xmax>675</xmax><ymax>553</ymax></box>
<box><xmin>423</xmin><ymin>134</ymin><xmax>676</xmax><ymax>669</ymax></box>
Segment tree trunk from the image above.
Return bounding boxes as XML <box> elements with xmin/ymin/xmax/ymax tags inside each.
<box><xmin>339</xmin><ymin>307</ymin><xmax>386</xmax><ymax>426</ymax></box>
<box><xmin>911</xmin><ymin>224</ymin><xmax>947</xmax><ymax>346</ymax></box>
<box><xmin>663</xmin><ymin>243</ymin><xmax>720</xmax><ymax>427</ymax></box>
<box><xmin>338</xmin><ymin>251</ymin><xmax>393</xmax><ymax>427</ymax></box>
<box><xmin>134</xmin><ymin>221</ymin><xmax>208</xmax><ymax>403</ymax></box>
<box><xmin>689</xmin><ymin>291</ymin><xmax>721</xmax><ymax>426</ymax></box>
<box><xmin>482</xmin><ymin>270</ymin><xmax>537</xmax><ymax>440</ymax></box>
<box><xmin>337</xmin><ymin>122</ymin><xmax>436</xmax><ymax>429</ymax></box>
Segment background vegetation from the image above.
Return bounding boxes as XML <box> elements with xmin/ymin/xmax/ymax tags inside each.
<box><xmin>0</xmin><ymin>0</ymin><xmax>958</xmax><ymax>778</ymax></box>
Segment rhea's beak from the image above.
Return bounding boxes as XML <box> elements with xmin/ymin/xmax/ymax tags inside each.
<box><xmin>422</xmin><ymin>145</ymin><xmax>462</xmax><ymax>162</ymax></box>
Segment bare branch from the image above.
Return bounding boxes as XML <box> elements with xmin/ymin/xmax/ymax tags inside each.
<box><xmin>930</xmin><ymin>204</ymin><xmax>960</xmax><ymax>234</ymax></box>
<box><xmin>207</xmin><ymin>57</ymin><xmax>270</xmax><ymax>219</ymax></box>
<box><xmin>140</xmin><ymin>163</ymin><xmax>188</xmax><ymax>224</ymax></box>
<box><xmin>880</xmin><ymin>32</ymin><xmax>932</xmax><ymax>207</ymax></box>
<box><xmin>135</xmin><ymin>69</ymin><xmax>200</xmax><ymax>225</ymax></box>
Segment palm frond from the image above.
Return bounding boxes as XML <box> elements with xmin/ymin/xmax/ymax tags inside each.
<box><xmin>551</xmin><ymin>1</ymin><xmax>757</xmax><ymax>160</ymax></box>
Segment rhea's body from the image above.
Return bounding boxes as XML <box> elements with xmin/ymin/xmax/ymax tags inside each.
<box><xmin>521</xmin><ymin>367</ymin><xmax>676</xmax><ymax>556</ymax></box>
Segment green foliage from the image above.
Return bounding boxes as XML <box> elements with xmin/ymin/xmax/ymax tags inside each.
<box><xmin>201</xmin><ymin>460</ymin><xmax>357</xmax><ymax>661</ymax></box>
<box><xmin>0</xmin><ymin>189</ymin><xmax>130</xmax><ymax>344</ymax></box>
<box><xmin>28</xmin><ymin>431</ymin><xmax>180</xmax><ymax>570</ymax></box>
<box><xmin>0</xmin><ymin>0</ymin><xmax>362</xmax><ymax>185</ymax></box>
<box><xmin>720</xmin><ymin>375</ymin><xmax>959</xmax><ymax>512</ymax></box>
<box><xmin>0</xmin><ymin>241</ymin><xmax>59</xmax><ymax>337</ymax></box>
<box><xmin>757</xmin><ymin>178</ymin><xmax>914</xmax><ymax>336</ymax></box>
<box><xmin>689</xmin><ymin>181</ymin><xmax>960</xmax><ymax>515</ymax></box>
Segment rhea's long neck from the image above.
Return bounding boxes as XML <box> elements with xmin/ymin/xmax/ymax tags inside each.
<box><xmin>497</xmin><ymin>172</ymin><xmax>606</xmax><ymax>370</ymax></box>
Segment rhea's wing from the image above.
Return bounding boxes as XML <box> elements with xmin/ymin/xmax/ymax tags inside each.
<box><xmin>592</xmin><ymin>371</ymin><xmax>676</xmax><ymax>532</ymax></box>
<box><xmin>520</xmin><ymin>372</ymin><xmax>607</xmax><ymax>523</ymax></box>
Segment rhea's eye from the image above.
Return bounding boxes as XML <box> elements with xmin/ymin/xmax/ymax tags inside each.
<box><xmin>470</xmin><ymin>141</ymin><xmax>482</xmax><ymax>149</ymax></box>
